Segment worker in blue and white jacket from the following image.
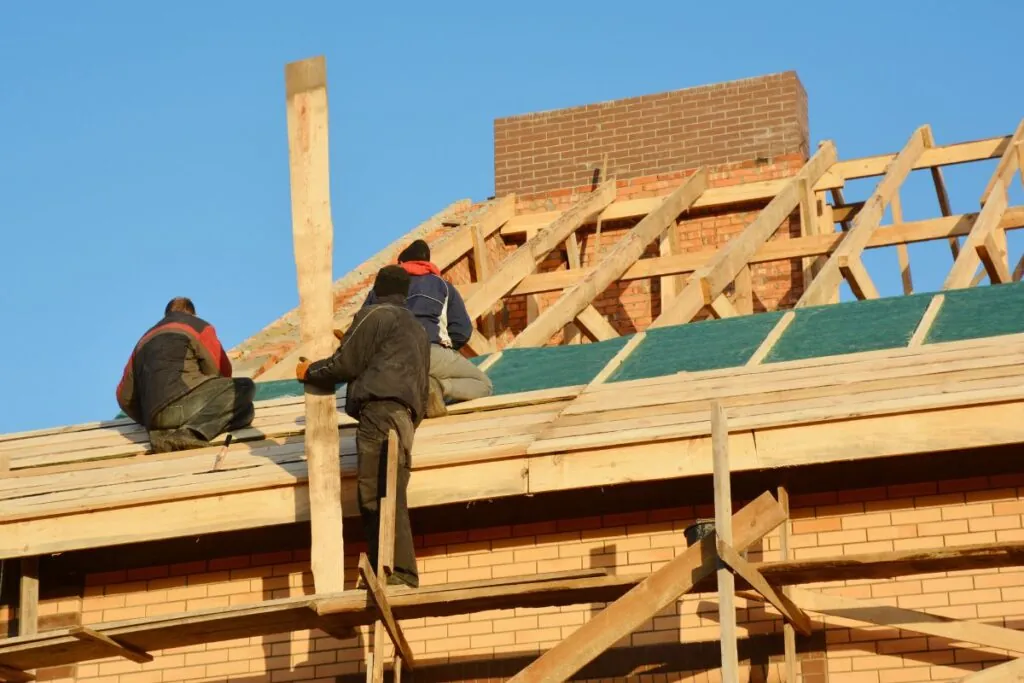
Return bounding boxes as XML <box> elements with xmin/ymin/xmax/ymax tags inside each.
<box><xmin>363</xmin><ymin>239</ymin><xmax>493</xmax><ymax>417</ymax></box>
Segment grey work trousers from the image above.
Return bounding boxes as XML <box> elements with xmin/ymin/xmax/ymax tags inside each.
<box><xmin>149</xmin><ymin>377</ymin><xmax>256</xmax><ymax>441</ymax></box>
<box><xmin>356</xmin><ymin>400</ymin><xmax>418</xmax><ymax>586</ymax></box>
<box><xmin>429</xmin><ymin>344</ymin><xmax>493</xmax><ymax>403</ymax></box>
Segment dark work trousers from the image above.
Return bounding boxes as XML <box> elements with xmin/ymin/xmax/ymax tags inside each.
<box><xmin>149</xmin><ymin>377</ymin><xmax>256</xmax><ymax>441</ymax></box>
<box><xmin>356</xmin><ymin>399</ymin><xmax>418</xmax><ymax>585</ymax></box>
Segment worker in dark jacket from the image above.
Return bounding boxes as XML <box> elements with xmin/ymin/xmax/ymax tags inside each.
<box><xmin>116</xmin><ymin>297</ymin><xmax>255</xmax><ymax>453</ymax></box>
<box><xmin>363</xmin><ymin>239</ymin><xmax>493</xmax><ymax>417</ymax></box>
<box><xmin>297</xmin><ymin>265</ymin><xmax>428</xmax><ymax>589</ymax></box>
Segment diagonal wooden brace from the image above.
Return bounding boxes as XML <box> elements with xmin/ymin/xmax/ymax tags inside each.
<box><xmin>358</xmin><ymin>553</ymin><xmax>416</xmax><ymax>670</ymax></box>
<box><xmin>507</xmin><ymin>490</ymin><xmax>787</xmax><ymax>682</ymax></box>
<box><xmin>68</xmin><ymin>626</ymin><xmax>152</xmax><ymax>663</ymax></box>
<box><xmin>715</xmin><ymin>537</ymin><xmax>813</xmax><ymax>636</ymax></box>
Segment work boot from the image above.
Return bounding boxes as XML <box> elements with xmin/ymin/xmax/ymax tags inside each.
<box><xmin>149</xmin><ymin>428</ymin><xmax>209</xmax><ymax>454</ymax></box>
<box><xmin>425</xmin><ymin>377</ymin><xmax>448</xmax><ymax>419</ymax></box>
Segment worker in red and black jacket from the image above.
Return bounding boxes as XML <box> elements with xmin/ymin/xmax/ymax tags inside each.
<box><xmin>116</xmin><ymin>297</ymin><xmax>255</xmax><ymax>453</ymax></box>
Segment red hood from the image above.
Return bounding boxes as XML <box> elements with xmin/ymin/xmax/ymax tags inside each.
<box><xmin>400</xmin><ymin>260</ymin><xmax>440</xmax><ymax>276</ymax></box>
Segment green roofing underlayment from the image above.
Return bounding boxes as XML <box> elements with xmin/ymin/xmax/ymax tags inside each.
<box><xmin>113</xmin><ymin>281</ymin><xmax>1024</xmax><ymax>418</ymax></box>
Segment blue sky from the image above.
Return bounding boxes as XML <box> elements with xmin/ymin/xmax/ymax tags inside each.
<box><xmin>1</xmin><ymin>0</ymin><xmax>1021</xmax><ymax>432</ymax></box>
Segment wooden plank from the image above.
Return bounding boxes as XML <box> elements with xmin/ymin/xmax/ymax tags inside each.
<box><xmin>828</xmin><ymin>135</ymin><xmax>1010</xmax><ymax>186</ymax></box>
<box><xmin>920</xmin><ymin>126</ymin><xmax>960</xmax><ymax>260</ymax></box>
<box><xmin>358</xmin><ymin>554</ymin><xmax>415</xmax><ymax>672</ymax></box>
<box><xmin>659</xmin><ymin>219</ymin><xmax>684</xmax><ymax>312</ymax></box>
<box><xmin>369</xmin><ymin>430</ymin><xmax>402</xmax><ymax>681</ymax></box>
<box><xmin>471</xmin><ymin>222</ymin><xmax>495</xmax><ymax>342</ymax></box>
<box><xmin>510</xmin><ymin>169</ymin><xmax>708</xmax><ymax>348</ymax></box>
<box><xmin>464</xmin><ymin>182</ymin><xmax>616</xmax><ymax>321</ymax></box>
<box><xmin>68</xmin><ymin>626</ymin><xmax>152</xmax><ymax>663</ymax></box>
<box><xmin>473</xmin><ymin>207</ymin><xmax>1024</xmax><ymax>300</ymax></box>
<box><xmin>563</xmin><ymin>231</ymin><xmax>584</xmax><ymax>344</ymax></box>
<box><xmin>506</xmin><ymin>491</ymin><xmax>787</xmax><ymax>682</ymax></box>
<box><xmin>891</xmin><ymin>192</ymin><xmax>913</xmax><ymax>294</ymax></box>
<box><xmin>978</xmin><ymin>229</ymin><xmax>1012</xmax><ymax>284</ymax></box>
<box><xmin>787</xmin><ymin>585</ymin><xmax>1024</xmax><ymax>655</ymax></box>
<box><xmin>733</xmin><ymin>265</ymin><xmax>754</xmax><ymax>315</ymax></box>
<box><xmin>430</xmin><ymin>194</ymin><xmax>516</xmax><ymax>273</ymax></box>
<box><xmin>746</xmin><ymin>311</ymin><xmax>795</xmax><ymax>366</ymax></box>
<box><xmin>908</xmin><ymin>295</ymin><xmax>945</xmax><ymax>347</ymax></box>
<box><xmin>652</xmin><ymin>144</ymin><xmax>837</xmax><ymax>328</ymax></box>
<box><xmin>944</xmin><ymin>179</ymin><xmax>1010</xmax><ymax>289</ymax></box>
<box><xmin>18</xmin><ymin>558</ymin><xmax>38</xmax><ymax>637</ymax></box>
<box><xmin>711</xmin><ymin>401</ymin><xmax>739</xmax><ymax>683</ymax></box>
<box><xmin>981</xmin><ymin>119</ymin><xmax>1024</xmax><ymax>205</ymax></box>
<box><xmin>284</xmin><ymin>55</ymin><xmax>345</xmax><ymax>593</ymax></box>
<box><xmin>587</xmin><ymin>332</ymin><xmax>646</xmax><ymax>388</ymax></box>
<box><xmin>715</xmin><ymin>539</ymin><xmax>812</xmax><ymax>636</ymax></box>
<box><xmin>778</xmin><ymin>486</ymin><xmax>797</xmax><ymax>682</ymax></box>
<box><xmin>573</xmin><ymin>305</ymin><xmax>619</xmax><ymax>342</ymax></box>
<box><xmin>799</xmin><ymin>126</ymin><xmax>928</xmax><ymax>307</ymax></box>
<box><xmin>838</xmin><ymin>254</ymin><xmax>880</xmax><ymax>300</ymax></box>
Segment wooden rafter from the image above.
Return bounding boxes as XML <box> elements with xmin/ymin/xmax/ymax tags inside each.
<box><xmin>652</xmin><ymin>143</ymin><xmax>837</xmax><ymax>328</ymax></box>
<box><xmin>799</xmin><ymin>126</ymin><xmax>929</xmax><ymax>306</ymax></box>
<box><xmin>506</xmin><ymin>491</ymin><xmax>786</xmax><ymax>682</ymax></box>
<box><xmin>508</xmin><ymin>169</ymin><xmax>709</xmax><ymax>348</ymax></box>
<box><xmin>284</xmin><ymin>55</ymin><xmax>345</xmax><ymax>593</ymax></box>
<box><xmin>981</xmin><ymin>119</ymin><xmax>1024</xmax><ymax>205</ymax></box>
<box><xmin>958</xmin><ymin>659</ymin><xmax>1024</xmax><ymax>682</ymax></box>
<box><xmin>462</xmin><ymin>181</ymin><xmax>616</xmax><ymax>353</ymax></box>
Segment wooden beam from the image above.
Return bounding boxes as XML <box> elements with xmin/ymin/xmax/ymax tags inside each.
<box><xmin>563</xmin><ymin>231</ymin><xmax>584</xmax><ymax>344</ymax></box>
<box><xmin>838</xmin><ymin>254</ymin><xmax>880</xmax><ymax>300</ymax></box>
<box><xmin>799</xmin><ymin>126</ymin><xmax>928</xmax><ymax>307</ymax></box>
<box><xmin>511</xmin><ymin>169</ymin><xmax>708</xmax><ymax>348</ymax></box>
<box><xmin>652</xmin><ymin>144</ymin><xmax>837</xmax><ymax>328</ymax></box>
<box><xmin>921</xmin><ymin>126</ymin><xmax>960</xmax><ymax>260</ymax></box>
<box><xmin>506</xmin><ymin>491</ymin><xmax>786</xmax><ymax>682</ymax></box>
<box><xmin>733</xmin><ymin>265</ymin><xmax>754</xmax><ymax>315</ymax></box>
<box><xmin>358</xmin><ymin>554</ymin><xmax>416</xmax><ymax>670</ymax></box>
<box><xmin>659</xmin><ymin>219</ymin><xmax>684</xmax><ymax>312</ymax></box>
<box><xmin>787</xmin><ymin>585</ymin><xmax>1024</xmax><ymax>655</ymax></box>
<box><xmin>746</xmin><ymin>311</ymin><xmax>795</xmax><ymax>366</ymax></box>
<box><xmin>891</xmin><ymin>192</ymin><xmax>913</xmax><ymax>294</ymax></box>
<box><xmin>829</xmin><ymin>134</ymin><xmax>1010</xmax><ymax>186</ymax></box>
<box><xmin>587</xmin><ymin>332</ymin><xmax>646</xmax><ymax>388</ymax></box>
<box><xmin>981</xmin><ymin>119</ymin><xmax>1024</xmax><ymax>205</ymax></box>
<box><xmin>69</xmin><ymin>626</ymin><xmax>152</xmax><ymax>663</ymax></box>
<box><xmin>978</xmin><ymin>229</ymin><xmax>1012</xmax><ymax>284</ymax></box>
<box><xmin>18</xmin><ymin>558</ymin><xmax>38</xmax><ymax>637</ymax></box>
<box><xmin>471</xmin><ymin>223</ymin><xmax>496</xmax><ymax>343</ymax></box>
<box><xmin>908</xmin><ymin>295</ymin><xmax>945</xmax><ymax>347</ymax></box>
<box><xmin>944</xmin><ymin>178</ymin><xmax>1010</xmax><ymax>289</ymax></box>
<box><xmin>370</xmin><ymin>431</ymin><xmax>405</xmax><ymax>680</ymax></box>
<box><xmin>574</xmin><ymin>306</ymin><xmax>619</xmax><ymax>342</ymax></box>
<box><xmin>778</xmin><ymin>486</ymin><xmax>797</xmax><ymax>683</ymax></box>
<box><xmin>482</xmin><ymin>207</ymin><xmax>1024</xmax><ymax>300</ymax></box>
<box><xmin>284</xmin><ymin>55</ymin><xmax>345</xmax><ymax>594</ymax></box>
<box><xmin>464</xmin><ymin>182</ymin><xmax>616</xmax><ymax>322</ymax></box>
<box><xmin>716</xmin><ymin>539</ymin><xmax>812</xmax><ymax>636</ymax></box>
<box><xmin>711</xmin><ymin>402</ymin><xmax>739</xmax><ymax>683</ymax></box>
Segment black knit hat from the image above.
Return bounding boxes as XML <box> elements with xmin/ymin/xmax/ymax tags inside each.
<box><xmin>373</xmin><ymin>265</ymin><xmax>411</xmax><ymax>298</ymax></box>
<box><xmin>397</xmin><ymin>239</ymin><xmax>431</xmax><ymax>263</ymax></box>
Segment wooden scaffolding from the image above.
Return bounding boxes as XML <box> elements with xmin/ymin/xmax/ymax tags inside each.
<box><xmin>1</xmin><ymin>55</ymin><xmax>1023</xmax><ymax>681</ymax></box>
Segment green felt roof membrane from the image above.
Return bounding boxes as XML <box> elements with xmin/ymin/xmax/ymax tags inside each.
<box><xmin>111</xmin><ymin>282</ymin><xmax>1024</xmax><ymax>419</ymax></box>
<box><xmin>765</xmin><ymin>292</ymin><xmax>935</xmax><ymax>363</ymax></box>
<box><xmin>610</xmin><ymin>311</ymin><xmax>784</xmax><ymax>383</ymax></box>
<box><xmin>926</xmin><ymin>282</ymin><xmax>1024</xmax><ymax>343</ymax></box>
<box><xmin>485</xmin><ymin>336</ymin><xmax>630</xmax><ymax>395</ymax></box>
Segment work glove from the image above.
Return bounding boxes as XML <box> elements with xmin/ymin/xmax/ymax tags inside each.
<box><xmin>296</xmin><ymin>357</ymin><xmax>311</xmax><ymax>382</ymax></box>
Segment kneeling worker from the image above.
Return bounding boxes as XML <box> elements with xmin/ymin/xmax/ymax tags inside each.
<box><xmin>296</xmin><ymin>265</ymin><xmax>428</xmax><ymax>589</ymax></box>
<box><xmin>363</xmin><ymin>238</ymin><xmax>493</xmax><ymax>417</ymax></box>
<box><xmin>116</xmin><ymin>297</ymin><xmax>255</xmax><ymax>453</ymax></box>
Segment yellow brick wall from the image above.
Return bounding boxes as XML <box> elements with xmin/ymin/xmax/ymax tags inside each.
<box><xmin>25</xmin><ymin>471</ymin><xmax>1024</xmax><ymax>683</ymax></box>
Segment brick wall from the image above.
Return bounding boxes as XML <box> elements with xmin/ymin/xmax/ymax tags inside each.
<box><xmin>494</xmin><ymin>71</ymin><xmax>808</xmax><ymax>197</ymax></box>
<box><xmin>25</xmin><ymin>469</ymin><xmax>1024</xmax><ymax>682</ymax></box>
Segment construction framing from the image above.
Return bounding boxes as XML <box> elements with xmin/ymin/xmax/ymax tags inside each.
<box><xmin>1</xmin><ymin>55</ymin><xmax>1023</xmax><ymax>681</ymax></box>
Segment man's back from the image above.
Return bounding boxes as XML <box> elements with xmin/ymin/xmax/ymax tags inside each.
<box><xmin>117</xmin><ymin>311</ymin><xmax>231</xmax><ymax>425</ymax></box>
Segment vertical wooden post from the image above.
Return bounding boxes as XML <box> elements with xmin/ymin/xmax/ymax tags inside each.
<box><xmin>284</xmin><ymin>55</ymin><xmax>345</xmax><ymax>594</ymax></box>
<box><xmin>371</xmin><ymin>431</ymin><xmax>401</xmax><ymax>682</ymax></box>
<box><xmin>891</xmin><ymin>192</ymin><xmax>913</xmax><ymax>294</ymax></box>
<box><xmin>19</xmin><ymin>557</ymin><xmax>39</xmax><ymax>637</ymax></box>
<box><xmin>711</xmin><ymin>401</ymin><xmax>739</xmax><ymax>683</ymax></box>
<box><xmin>778</xmin><ymin>486</ymin><xmax>797</xmax><ymax>682</ymax></box>
<box><xmin>471</xmin><ymin>224</ymin><xmax>496</xmax><ymax>345</ymax></box>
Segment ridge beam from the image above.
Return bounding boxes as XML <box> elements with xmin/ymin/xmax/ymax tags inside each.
<box><xmin>798</xmin><ymin>126</ymin><xmax>928</xmax><ymax>307</ymax></box>
<box><xmin>511</xmin><ymin>169</ymin><xmax>708</xmax><ymax>348</ymax></box>
<box><xmin>653</xmin><ymin>142</ymin><xmax>837</xmax><ymax>328</ymax></box>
